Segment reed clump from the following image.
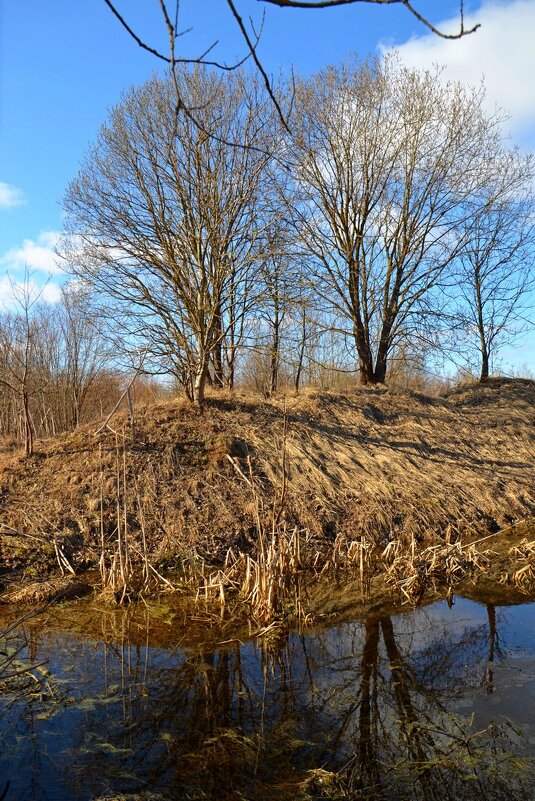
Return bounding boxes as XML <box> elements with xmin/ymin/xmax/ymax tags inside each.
<box><xmin>383</xmin><ymin>540</ymin><xmax>493</xmax><ymax>605</ymax></box>
<box><xmin>326</xmin><ymin>534</ymin><xmax>375</xmax><ymax>590</ymax></box>
<box><xmin>197</xmin><ymin>526</ymin><xmax>310</xmax><ymax>626</ymax></box>
<box><xmin>98</xmin><ymin>435</ymin><xmax>178</xmax><ymax>604</ymax></box>
<box><xmin>504</xmin><ymin>539</ymin><xmax>535</xmax><ymax>593</ymax></box>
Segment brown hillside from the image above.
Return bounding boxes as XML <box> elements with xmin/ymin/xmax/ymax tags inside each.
<box><xmin>0</xmin><ymin>377</ymin><xmax>533</xmax><ymax>578</ymax></box>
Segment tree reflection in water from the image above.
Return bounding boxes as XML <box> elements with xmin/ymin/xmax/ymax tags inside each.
<box><xmin>340</xmin><ymin>609</ymin><xmax>532</xmax><ymax>801</ymax></box>
<box><xmin>0</xmin><ymin>599</ymin><xmax>534</xmax><ymax>801</ymax></box>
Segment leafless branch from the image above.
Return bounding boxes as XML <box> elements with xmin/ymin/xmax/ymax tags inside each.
<box><xmin>103</xmin><ymin>0</ymin><xmax>252</xmax><ymax>70</ymax></box>
<box><xmin>103</xmin><ymin>0</ymin><xmax>479</xmax><ymax>143</ymax></box>
<box><xmin>259</xmin><ymin>0</ymin><xmax>480</xmax><ymax>40</ymax></box>
<box><xmin>225</xmin><ymin>0</ymin><xmax>290</xmax><ymax>131</ymax></box>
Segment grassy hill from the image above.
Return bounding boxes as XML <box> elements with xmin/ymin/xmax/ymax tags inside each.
<box><xmin>0</xmin><ymin>377</ymin><xmax>533</xmax><ymax>593</ymax></box>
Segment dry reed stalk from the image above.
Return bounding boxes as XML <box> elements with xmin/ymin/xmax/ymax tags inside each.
<box><xmin>511</xmin><ymin>562</ymin><xmax>535</xmax><ymax>592</ymax></box>
<box><xmin>15</xmin><ymin>509</ymin><xmax>77</xmax><ymax>578</ymax></box>
<box><xmin>52</xmin><ymin>538</ymin><xmax>75</xmax><ymax>576</ymax></box>
<box><xmin>510</xmin><ymin>538</ymin><xmax>535</xmax><ymax>560</ymax></box>
<box><xmin>384</xmin><ymin>541</ymin><xmax>493</xmax><ymax>604</ymax></box>
<box><xmin>506</xmin><ymin>539</ymin><xmax>535</xmax><ymax>593</ymax></box>
<box><xmin>326</xmin><ymin>534</ymin><xmax>375</xmax><ymax>592</ymax></box>
<box><xmin>97</xmin><ymin>429</ymin><xmax>183</xmax><ymax>603</ymax></box>
<box><xmin>98</xmin><ymin>431</ymin><xmax>135</xmax><ymax>603</ymax></box>
<box><xmin>131</xmin><ymin>474</ymin><xmax>179</xmax><ymax>594</ymax></box>
<box><xmin>195</xmin><ymin>526</ymin><xmax>307</xmax><ymax>626</ymax></box>
<box><xmin>98</xmin><ymin>443</ymin><xmax>106</xmax><ymax>588</ymax></box>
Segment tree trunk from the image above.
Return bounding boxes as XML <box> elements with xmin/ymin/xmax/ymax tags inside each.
<box><xmin>358</xmin><ymin>355</ymin><xmax>375</xmax><ymax>385</ymax></box>
<box><xmin>227</xmin><ymin>349</ymin><xmax>235</xmax><ymax>390</ymax></box>
<box><xmin>294</xmin><ymin>359</ymin><xmax>303</xmax><ymax>394</ymax></box>
<box><xmin>22</xmin><ymin>391</ymin><xmax>33</xmax><ymax>457</ymax></box>
<box><xmin>226</xmin><ymin>330</ymin><xmax>236</xmax><ymax>390</ymax></box>
<box><xmin>353</xmin><ymin>324</ymin><xmax>375</xmax><ymax>386</ymax></box>
<box><xmin>371</xmin><ymin>313</ymin><xmax>394</xmax><ymax>385</ymax></box>
<box><xmin>372</xmin><ymin>356</ymin><xmax>387</xmax><ymax>385</ymax></box>
<box><xmin>213</xmin><ymin>346</ymin><xmax>224</xmax><ymax>388</ymax></box>
<box><xmin>479</xmin><ymin>348</ymin><xmax>489</xmax><ymax>382</ymax></box>
<box><xmin>212</xmin><ymin>306</ymin><xmax>224</xmax><ymax>388</ymax></box>
<box><xmin>270</xmin><ymin>310</ymin><xmax>280</xmax><ymax>396</ymax></box>
<box><xmin>476</xmin><ymin>267</ymin><xmax>490</xmax><ymax>383</ymax></box>
<box><xmin>294</xmin><ymin>307</ymin><xmax>307</xmax><ymax>394</ymax></box>
<box><xmin>193</xmin><ymin>358</ymin><xmax>208</xmax><ymax>408</ymax></box>
<box><xmin>72</xmin><ymin>390</ymin><xmax>81</xmax><ymax>429</ymax></box>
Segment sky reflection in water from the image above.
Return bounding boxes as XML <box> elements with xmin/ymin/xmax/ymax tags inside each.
<box><xmin>1</xmin><ymin>596</ymin><xmax>535</xmax><ymax>801</ymax></box>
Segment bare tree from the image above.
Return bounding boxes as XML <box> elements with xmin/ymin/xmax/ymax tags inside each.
<box><xmin>0</xmin><ymin>274</ymin><xmax>48</xmax><ymax>456</ymax></box>
<box><xmin>58</xmin><ymin>284</ymin><xmax>108</xmax><ymax>427</ymax></box>
<box><xmin>453</xmin><ymin>151</ymin><xmax>535</xmax><ymax>382</ymax></box>
<box><xmin>0</xmin><ymin>282</ymin><xmax>113</xmax><ymax>443</ymax></box>
<box><xmin>290</xmin><ymin>56</ymin><xmax>507</xmax><ymax>385</ymax></box>
<box><xmin>62</xmin><ymin>67</ymin><xmax>279</xmax><ymax>407</ymax></box>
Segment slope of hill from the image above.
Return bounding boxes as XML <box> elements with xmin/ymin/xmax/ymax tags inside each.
<box><xmin>0</xmin><ymin>378</ymin><xmax>533</xmax><ymax>584</ymax></box>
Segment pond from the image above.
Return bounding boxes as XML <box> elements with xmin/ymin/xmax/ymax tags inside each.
<box><xmin>1</xmin><ymin>595</ymin><xmax>535</xmax><ymax>801</ymax></box>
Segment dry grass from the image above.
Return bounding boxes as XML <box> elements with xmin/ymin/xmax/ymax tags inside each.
<box><xmin>503</xmin><ymin>538</ymin><xmax>535</xmax><ymax>593</ymax></box>
<box><xmin>197</xmin><ymin>526</ymin><xmax>310</xmax><ymax>626</ymax></box>
<box><xmin>383</xmin><ymin>540</ymin><xmax>493</xmax><ymax>604</ymax></box>
<box><xmin>0</xmin><ymin>577</ymin><xmax>91</xmax><ymax>605</ymax></box>
<box><xmin>0</xmin><ymin>377</ymin><xmax>533</xmax><ymax>612</ymax></box>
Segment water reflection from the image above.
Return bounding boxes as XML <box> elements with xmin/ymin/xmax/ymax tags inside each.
<box><xmin>1</xmin><ymin>598</ymin><xmax>535</xmax><ymax>801</ymax></box>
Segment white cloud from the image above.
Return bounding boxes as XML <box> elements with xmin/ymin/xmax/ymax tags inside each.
<box><xmin>0</xmin><ymin>181</ymin><xmax>26</xmax><ymax>209</ymax></box>
<box><xmin>383</xmin><ymin>0</ymin><xmax>535</xmax><ymax>146</ymax></box>
<box><xmin>0</xmin><ymin>230</ymin><xmax>64</xmax><ymax>275</ymax></box>
<box><xmin>0</xmin><ymin>275</ymin><xmax>62</xmax><ymax>310</ymax></box>
<box><xmin>40</xmin><ymin>281</ymin><xmax>63</xmax><ymax>303</ymax></box>
<box><xmin>0</xmin><ymin>231</ymin><xmax>65</xmax><ymax>308</ymax></box>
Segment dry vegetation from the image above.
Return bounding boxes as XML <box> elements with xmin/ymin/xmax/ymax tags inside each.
<box><xmin>0</xmin><ymin>377</ymin><xmax>533</xmax><ymax>617</ymax></box>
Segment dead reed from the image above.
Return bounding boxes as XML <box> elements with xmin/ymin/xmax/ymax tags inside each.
<box><xmin>383</xmin><ymin>540</ymin><xmax>493</xmax><ymax>604</ymax></box>
<box><xmin>505</xmin><ymin>538</ymin><xmax>535</xmax><ymax>593</ymax></box>
<box><xmin>98</xmin><ymin>434</ymin><xmax>177</xmax><ymax>603</ymax></box>
<box><xmin>197</xmin><ymin>525</ymin><xmax>309</xmax><ymax>626</ymax></box>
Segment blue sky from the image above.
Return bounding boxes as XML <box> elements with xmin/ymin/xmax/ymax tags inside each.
<box><xmin>0</xmin><ymin>0</ymin><xmax>534</xmax><ymax>372</ymax></box>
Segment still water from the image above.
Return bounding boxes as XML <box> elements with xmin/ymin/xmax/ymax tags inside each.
<box><xmin>1</xmin><ymin>596</ymin><xmax>535</xmax><ymax>801</ymax></box>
